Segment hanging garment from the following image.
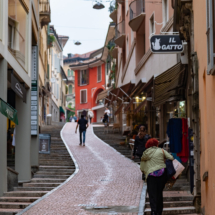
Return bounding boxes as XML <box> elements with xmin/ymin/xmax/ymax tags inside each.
<box><xmin>12</xmin><ymin>127</ymin><xmax>16</xmax><ymax>147</ymax></box>
<box><xmin>166</xmin><ymin>118</ymin><xmax>182</xmax><ymax>153</ymax></box>
<box><xmin>177</xmin><ymin>118</ymin><xmax>189</xmax><ymax>162</ymax></box>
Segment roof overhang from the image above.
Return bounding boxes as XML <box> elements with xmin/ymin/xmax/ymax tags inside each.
<box><xmin>92</xmin><ymin>104</ymin><xmax>105</xmax><ymax>110</ymax></box>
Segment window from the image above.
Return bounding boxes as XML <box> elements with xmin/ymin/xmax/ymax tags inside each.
<box><xmin>69</xmin><ymin>85</ymin><xmax>73</xmax><ymax>94</ymax></box>
<box><xmin>68</xmin><ymin>69</ymin><xmax>74</xmax><ymax>77</ymax></box>
<box><xmin>80</xmin><ymin>89</ymin><xmax>87</xmax><ymax>104</ymax></box>
<box><xmin>78</xmin><ymin>70</ymin><xmax>89</xmax><ymax>86</ymax></box>
<box><xmin>97</xmin><ymin>66</ymin><xmax>102</xmax><ymax>82</ymax></box>
<box><xmin>150</xmin><ymin>14</ymin><xmax>155</xmax><ymax>35</ymax></box>
<box><xmin>206</xmin><ymin>0</ymin><xmax>215</xmax><ymax>74</ymax></box>
<box><xmin>162</xmin><ymin>0</ymin><xmax>168</xmax><ymax>25</ymax></box>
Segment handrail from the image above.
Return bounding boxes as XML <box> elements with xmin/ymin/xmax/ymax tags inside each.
<box><xmin>129</xmin><ymin>0</ymin><xmax>145</xmax><ymax>21</ymax></box>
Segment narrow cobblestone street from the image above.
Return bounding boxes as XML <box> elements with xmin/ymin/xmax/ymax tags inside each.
<box><xmin>21</xmin><ymin>123</ymin><xmax>144</xmax><ymax>215</ymax></box>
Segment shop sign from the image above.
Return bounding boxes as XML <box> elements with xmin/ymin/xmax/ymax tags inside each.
<box><xmin>11</xmin><ymin>74</ymin><xmax>26</xmax><ymax>103</ymax></box>
<box><xmin>31</xmin><ymin>46</ymin><xmax>38</xmax><ymax>135</ymax></box>
<box><xmin>0</xmin><ymin>98</ymin><xmax>18</xmax><ymax>125</ymax></box>
<box><xmin>150</xmin><ymin>35</ymin><xmax>184</xmax><ymax>53</ymax></box>
<box><xmin>39</xmin><ymin>134</ymin><xmax>51</xmax><ymax>154</ymax></box>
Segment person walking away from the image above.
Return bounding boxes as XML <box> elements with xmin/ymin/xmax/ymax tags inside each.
<box><xmin>140</xmin><ymin>138</ymin><xmax>174</xmax><ymax>215</ymax></box>
<box><xmin>104</xmin><ymin>108</ymin><xmax>110</xmax><ymax>122</ymax></box>
<box><xmin>75</xmin><ymin>115</ymin><xmax>89</xmax><ymax>146</ymax></box>
<box><xmin>103</xmin><ymin>112</ymin><xmax>108</xmax><ymax>126</ymax></box>
<box><xmin>82</xmin><ymin>109</ymin><xmax>87</xmax><ymax>119</ymax></box>
<box><xmin>73</xmin><ymin>115</ymin><xmax>77</xmax><ymax>122</ymax></box>
<box><xmin>88</xmin><ymin>109</ymin><xmax>94</xmax><ymax>124</ymax></box>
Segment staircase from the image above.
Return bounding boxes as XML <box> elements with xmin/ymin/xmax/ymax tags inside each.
<box><xmin>0</xmin><ymin>125</ymin><xmax>75</xmax><ymax>215</ymax></box>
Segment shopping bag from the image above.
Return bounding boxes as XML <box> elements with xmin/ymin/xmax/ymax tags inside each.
<box><xmin>172</xmin><ymin>159</ymin><xmax>185</xmax><ymax>179</ymax></box>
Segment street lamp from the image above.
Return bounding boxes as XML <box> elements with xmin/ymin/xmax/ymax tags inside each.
<box><xmin>74</xmin><ymin>41</ymin><xmax>81</xmax><ymax>45</ymax></box>
<box><xmin>93</xmin><ymin>1</ymin><xmax>105</xmax><ymax>9</ymax></box>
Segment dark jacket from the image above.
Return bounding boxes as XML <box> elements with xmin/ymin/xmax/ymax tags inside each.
<box><xmin>103</xmin><ymin>113</ymin><xmax>108</xmax><ymax>123</ymax></box>
<box><xmin>133</xmin><ymin>134</ymin><xmax>151</xmax><ymax>157</ymax></box>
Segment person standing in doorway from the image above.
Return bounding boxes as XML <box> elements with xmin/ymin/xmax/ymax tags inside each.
<box><xmin>75</xmin><ymin>114</ymin><xmax>89</xmax><ymax>146</ymax></box>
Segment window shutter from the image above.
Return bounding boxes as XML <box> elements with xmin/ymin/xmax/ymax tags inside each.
<box><xmin>84</xmin><ymin>90</ymin><xmax>87</xmax><ymax>103</ymax></box>
<box><xmin>206</xmin><ymin>0</ymin><xmax>214</xmax><ymax>74</ymax></box>
<box><xmin>81</xmin><ymin>90</ymin><xmax>83</xmax><ymax>103</ymax></box>
<box><xmin>86</xmin><ymin>69</ymin><xmax>89</xmax><ymax>85</ymax></box>
<box><xmin>78</xmin><ymin>71</ymin><xmax>80</xmax><ymax>86</ymax></box>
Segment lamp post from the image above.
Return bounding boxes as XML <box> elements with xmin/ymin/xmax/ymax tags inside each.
<box><xmin>93</xmin><ymin>1</ymin><xmax>105</xmax><ymax>9</ymax></box>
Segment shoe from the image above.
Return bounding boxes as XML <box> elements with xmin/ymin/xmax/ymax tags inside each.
<box><xmin>83</xmin><ymin>143</ymin><xmax>85</xmax><ymax>146</ymax></box>
<box><xmin>79</xmin><ymin>143</ymin><xmax>82</xmax><ymax>146</ymax></box>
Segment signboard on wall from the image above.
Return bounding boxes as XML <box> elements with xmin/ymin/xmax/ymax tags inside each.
<box><xmin>31</xmin><ymin>46</ymin><xmax>38</xmax><ymax>135</ymax></box>
<box><xmin>39</xmin><ymin>134</ymin><xmax>51</xmax><ymax>154</ymax></box>
<box><xmin>150</xmin><ymin>35</ymin><xmax>184</xmax><ymax>53</ymax></box>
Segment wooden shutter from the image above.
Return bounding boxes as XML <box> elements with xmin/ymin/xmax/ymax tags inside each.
<box><xmin>81</xmin><ymin>90</ymin><xmax>87</xmax><ymax>103</ymax></box>
<box><xmin>206</xmin><ymin>0</ymin><xmax>214</xmax><ymax>74</ymax></box>
<box><xmin>78</xmin><ymin>70</ymin><xmax>80</xmax><ymax>86</ymax></box>
<box><xmin>98</xmin><ymin>66</ymin><xmax>101</xmax><ymax>82</ymax></box>
<box><xmin>86</xmin><ymin>69</ymin><xmax>89</xmax><ymax>85</ymax></box>
<box><xmin>83</xmin><ymin>90</ymin><xmax>87</xmax><ymax>103</ymax></box>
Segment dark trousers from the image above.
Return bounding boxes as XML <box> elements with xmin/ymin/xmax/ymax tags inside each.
<box><xmin>90</xmin><ymin>117</ymin><xmax>92</xmax><ymax>123</ymax></box>
<box><xmin>147</xmin><ymin>170</ymin><xmax>167</xmax><ymax>214</ymax></box>
<box><xmin>79</xmin><ymin>130</ymin><xmax>86</xmax><ymax>144</ymax></box>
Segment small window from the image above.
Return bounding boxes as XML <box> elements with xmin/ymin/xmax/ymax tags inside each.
<box><xmin>79</xmin><ymin>70</ymin><xmax>88</xmax><ymax>86</ymax></box>
<box><xmin>97</xmin><ymin>66</ymin><xmax>102</xmax><ymax>82</ymax></box>
<box><xmin>80</xmin><ymin>90</ymin><xmax>87</xmax><ymax>104</ymax></box>
<box><xmin>150</xmin><ymin>14</ymin><xmax>155</xmax><ymax>35</ymax></box>
<box><xmin>162</xmin><ymin>0</ymin><xmax>168</xmax><ymax>25</ymax></box>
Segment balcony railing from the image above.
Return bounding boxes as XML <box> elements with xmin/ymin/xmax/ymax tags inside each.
<box><xmin>115</xmin><ymin>20</ymin><xmax>125</xmax><ymax>39</ymax></box>
<box><xmin>129</xmin><ymin>0</ymin><xmax>145</xmax><ymax>21</ymax></box>
<box><xmin>39</xmin><ymin>0</ymin><xmax>51</xmax><ymax>27</ymax></box>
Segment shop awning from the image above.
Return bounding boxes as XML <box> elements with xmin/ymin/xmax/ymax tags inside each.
<box><xmin>153</xmin><ymin>63</ymin><xmax>186</xmax><ymax>107</ymax></box>
<box><xmin>60</xmin><ymin>106</ymin><xmax>65</xmax><ymax>114</ymax></box>
<box><xmin>133</xmin><ymin>99</ymin><xmax>147</xmax><ymax>114</ymax></box>
<box><xmin>137</xmin><ymin>76</ymin><xmax>154</xmax><ymax>95</ymax></box>
<box><xmin>0</xmin><ymin>98</ymin><xmax>18</xmax><ymax>125</ymax></box>
<box><xmin>114</xmin><ymin>103</ymin><xmax>123</xmax><ymax>115</ymax></box>
<box><xmin>117</xmin><ymin>82</ymin><xmax>135</xmax><ymax>99</ymax></box>
<box><xmin>130</xmin><ymin>79</ymin><xmax>146</xmax><ymax>97</ymax></box>
<box><xmin>92</xmin><ymin>104</ymin><xmax>105</xmax><ymax>110</ymax></box>
<box><xmin>97</xmin><ymin>88</ymin><xmax>113</xmax><ymax>102</ymax></box>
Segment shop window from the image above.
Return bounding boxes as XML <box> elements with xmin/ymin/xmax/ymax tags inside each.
<box><xmin>149</xmin><ymin>13</ymin><xmax>155</xmax><ymax>36</ymax></box>
<box><xmin>206</xmin><ymin>0</ymin><xmax>215</xmax><ymax>74</ymax></box>
<box><xmin>78</xmin><ymin>70</ymin><xmax>89</xmax><ymax>86</ymax></box>
<box><xmin>80</xmin><ymin>89</ymin><xmax>87</xmax><ymax>104</ymax></box>
<box><xmin>69</xmin><ymin>85</ymin><xmax>73</xmax><ymax>94</ymax></box>
<box><xmin>162</xmin><ymin>0</ymin><xmax>168</xmax><ymax>26</ymax></box>
<box><xmin>8</xmin><ymin>0</ymin><xmax>28</xmax><ymax>69</ymax></box>
<box><xmin>97</xmin><ymin>66</ymin><xmax>102</xmax><ymax>82</ymax></box>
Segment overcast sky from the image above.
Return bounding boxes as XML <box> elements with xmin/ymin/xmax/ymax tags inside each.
<box><xmin>50</xmin><ymin>0</ymin><xmax>112</xmax><ymax>56</ymax></box>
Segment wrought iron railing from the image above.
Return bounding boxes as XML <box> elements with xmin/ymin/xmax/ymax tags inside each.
<box><xmin>129</xmin><ymin>0</ymin><xmax>145</xmax><ymax>21</ymax></box>
<box><xmin>115</xmin><ymin>20</ymin><xmax>125</xmax><ymax>39</ymax></box>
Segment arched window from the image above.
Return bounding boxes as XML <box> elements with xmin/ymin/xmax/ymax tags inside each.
<box><xmin>69</xmin><ymin>85</ymin><xmax>73</xmax><ymax>94</ymax></box>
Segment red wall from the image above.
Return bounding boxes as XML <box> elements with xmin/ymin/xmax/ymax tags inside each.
<box><xmin>75</xmin><ymin>64</ymin><xmax>105</xmax><ymax>122</ymax></box>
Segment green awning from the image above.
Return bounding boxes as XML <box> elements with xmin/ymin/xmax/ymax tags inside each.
<box><xmin>0</xmin><ymin>98</ymin><xmax>18</xmax><ymax>125</ymax></box>
<box><xmin>59</xmin><ymin>106</ymin><xmax>65</xmax><ymax>114</ymax></box>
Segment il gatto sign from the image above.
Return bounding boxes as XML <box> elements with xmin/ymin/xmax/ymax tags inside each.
<box><xmin>150</xmin><ymin>35</ymin><xmax>184</xmax><ymax>54</ymax></box>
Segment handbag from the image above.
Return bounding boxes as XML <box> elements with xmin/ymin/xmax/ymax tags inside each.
<box><xmin>162</xmin><ymin>149</ymin><xmax>176</xmax><ymax>180</ymax></box>
<box><xmin>172</xmin><ymin>159</ymin><xmax>185</xmax><ymax>179</ymax></box>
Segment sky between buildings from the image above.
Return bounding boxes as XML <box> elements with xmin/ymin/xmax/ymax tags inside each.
<box><xmin>50</xmin><ymin>0</ymin><xmax>112</xmax><ymax>56</ymax></box>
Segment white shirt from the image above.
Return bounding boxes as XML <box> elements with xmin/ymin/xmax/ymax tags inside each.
<box><xmin>105</xmin><ymin>109</ymin><xmax>110</xmax><ymax>116</ymax></box>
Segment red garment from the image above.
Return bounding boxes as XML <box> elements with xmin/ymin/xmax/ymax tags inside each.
<box><xmin>177</xmin><ymin>118</ymin><xmax>189</xmax><ymax>162</ymax></box>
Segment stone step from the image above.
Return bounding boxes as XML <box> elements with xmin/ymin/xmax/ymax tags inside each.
<box><xmin>23</xmin><ymin>183</ymin><xmax>61</xmax><ymax>188</ymax></box>
<box><xmin>39</xmin><ymin>161</ymin><xmax>74</xmax><ymax>165</ymax></box>
<box><xmin>33</xmin><ymin>174</ymin><xmax>69</xmax><ymax>179</ymax></box>
<box><xmin>144</xmin><ymin>206</ymin><xmax>196</xmax><ymax>215</ymax></box>
<box><xmin>145</xmin><ymin>201</ymin><xmax>193</xmax><ymax>208</ymax></box>
<box><xmin>38</xmin><ymin>168</ymin><xmax>75</xmax><ymax>173</ymax></box>
<box><xmin>39</xmin><ymin>165</ymin><xmax>75</xmax><ymax>170</ymax></box>
<box><xmin>39</xmin><ymin>154</ymin><xmax>71</xmax><ymax>158</ymax></box>
<box><xmin>3</xmin><ymin>191</ymin><xmax>48</xmax><ymax>197</ymax></box>
<box><xmin>36</xmin><ymin>171</ymin><xmax>72</xmax><ymax>175</ymax></box>
<box><xmin>39</xmin><ymin>157</ymin><xmax>72</xmax><ymax>161</ymax></box>
<box><xmin>146</xmin><ymin>196</ymin><xmax>193</xmax><ymax>202</ymax></box>
<box><xmin>0</xmin><ymin>208</ymin><xmax>22</xmax><ymax>215</ymax></box>
<box><xmin>164</xmin><ymin>186</ymin><xmax>190</xmax><ymax>191</ymax></box>
<box><xmin>14</xmin><ymin>187</ymin><xmax>55</xmax><ymax>192</ymax></box>
<box><xmin>0</xmin><ymin>197</ymin><xmax>39</xmax><ymax>203</ymax></box>
<box><xmin>0</xmin><ymin>202</ymin><xmax>30</xmax><ymax>209</ymax></box>
<box><xmin>31</xmin><ymin>178</ymin><xmax>65</xmax><ymax>183</ymax></box>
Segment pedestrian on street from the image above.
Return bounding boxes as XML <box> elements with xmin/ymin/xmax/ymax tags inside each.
<box><xmin>104</xmin><ymin>107</ymin><xmax>110</xmax><ymax>122</ymax></box>
<box><xmin>140</xmin><ymin>138</ymin><xmax>174</xmax><ymax>215</ymax></box>
<box><xmin>103</xmin><ymin>112</ymin><xmax>108</xmax><ymax>126</ymax></box>
<box><xmin>88</xmin><ymin>109</ymin><xmax>94</xmax><ymax>124</ymax></box>
<box><xmin>82</xmin><ymin>109</ymin><xmax>87</xmax><ymax>119</ymax></box>
<box><xmin>75</xmin><ymin>114</ymin><xmax>89</xmax><ymax>146</ymax></box>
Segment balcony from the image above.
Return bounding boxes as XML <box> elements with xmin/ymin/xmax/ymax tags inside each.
<box><xmin>109</xmin><ymin>9</ymin><xmax>117</xmax><ymax>23</ymax></box>
<box><xmin>114</xmin><ymin>21</ymin><xmax>126</xmax><ymax>48</ymax></box>
<box><xmin>110</xmin><ymin>47</ymin><xmax>118</xmax><ymax>59</ymax></box>
<box><xmin>129</xmin><ymin>0</ymin><xmax>145</xmax><ymax>32</ymax></box>
<box><xmin>39</xmin><ymin>0</ymin><xmax>51</xmax><ymax>28</ymax></box>
<box><xmin>68</xmin><ymin>76</ymin><xmax>74</xmax><ymax>82</ymax></box>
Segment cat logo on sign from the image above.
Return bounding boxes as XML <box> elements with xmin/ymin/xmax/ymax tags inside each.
<box><xmin>150</xmin><ymin>35</ymin><xmax>184</xmax><ymax>54</ymax></box>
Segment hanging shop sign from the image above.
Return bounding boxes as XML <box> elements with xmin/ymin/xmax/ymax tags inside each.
<box><xmin>11</xmin><ymin>73</ymin><xmax>26</xmax><ymax>103</ymax></box>
<box><xmin>31</xmin><ymin>46</ymin><xmax>38</xmax><ymax>135</ymax></box>
<box><xmin>150</xmin><ymin>35</ymin><xmax>184</xmax><ymax>54</ymax></box>
<box><xmin>39</xmin><ymin>134</ymin><xmax>51</xmax><ymax>154</ymax></box>
<box><xmin>0</xmin><ymin>98</ymin><xmax>18</xmax><ymax>125</ymax></box>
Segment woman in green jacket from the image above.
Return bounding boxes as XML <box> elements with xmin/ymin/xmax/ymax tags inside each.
<box><xmin>140</xmin><ymin>138</ymin><xmax>174</xmax><ymax>215</ymax></box>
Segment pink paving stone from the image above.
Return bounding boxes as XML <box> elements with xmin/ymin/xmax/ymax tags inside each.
<box><xmin>22</xmin><ymin>123</ymin><xmax>144</xmax><ymax>215</ymax></box>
